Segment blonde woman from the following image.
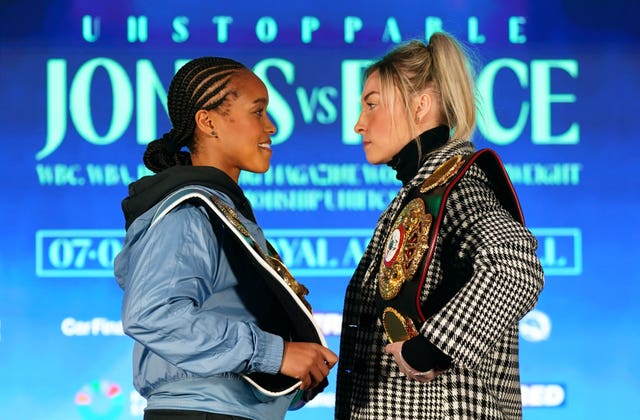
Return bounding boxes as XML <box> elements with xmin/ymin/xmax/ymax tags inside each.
<box><xmin>336</xmin><ymin>33</ymin><xmax>544</xmax><ymax>419</ymax></box>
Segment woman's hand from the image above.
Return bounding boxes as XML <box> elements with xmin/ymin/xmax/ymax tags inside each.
<box><xmin>279</xmin><ymin>342</ymin><xmax>338</xmax><ymax>390</ymax></box>
<box><xmin>385</xmin><ymin>341</ymin><xmax>443</xmax><ymax>383</ymax></box>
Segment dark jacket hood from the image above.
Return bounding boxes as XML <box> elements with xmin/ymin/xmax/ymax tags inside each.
<box><xmin>121</xmin><ymin>165</ymin><xmax>256</xmax><ymax>230</ymax></box>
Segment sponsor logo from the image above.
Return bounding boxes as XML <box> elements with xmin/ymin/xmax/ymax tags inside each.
<box><xmin>61</xmin><ymin>317</ymin><xmax>124</xmax><ymax>337</ymax></box>
<box><xmin>75</xmin><ymin>380</ymin><xmax>125</xmax><ymax>419</ymax></box>
<box><xmin>522</xmin><ymin>383</ymin><xmax>566</xmax><ymax>407</ymax></box>
<box><xmin>520</xmin><ymin>309</ymin><xmax>551</xmax><ymax>342</ymax></box>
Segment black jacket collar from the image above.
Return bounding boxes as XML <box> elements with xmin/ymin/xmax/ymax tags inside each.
<box><xmin>121</xmin><ymin>165</ymin><xmax>255</xmax><ymax>229</ymax></box>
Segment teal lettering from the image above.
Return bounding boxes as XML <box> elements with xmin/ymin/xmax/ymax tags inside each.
<box><xmin>509</xmin><ymin>16</ymin><xmax>527</xmax><ymax>44</ymax></box>
<box><xmin>296</xmin><ymin>87</ymin><xmax>318</xmax><ymax>124</ymax></box>
<box><xmin>39</xmin><ymin>59</ymin><xmax>67</xmax><ymax>160</ymax></box>
<box><xmin>271</xmin><ymin>238</ymin><xmax>329</xmax><ymax>268</ymax></box>
<box><xmin>344</xmin><ymin>16</ymin><xmax>363</xmax><ymax>43</ymax></box>
<box><xmin>256</xmin><ymin>16</ymin><xmax>277</xmax><ymax>43</ymax></box>
<box><xmin>253</xmin><ymin>58</ymin><xmax>295</xmax><ymax>144</ymax></box>
<box><xmin>212</xmin><ymin>16</ymin><xmax>233</xmax><ymax>43</ymax></box>
<box><xmin>301</xmin><ymin>16</ymin><xmax>320</xmax><ymax>44</ymax></box>
<box><xmin>136</xmin><ymin>60</ymin><xmax>167</xmax><ymax>144</ymax></box>
<box><xmin>367</xmin><ymin>190</ymin><xmax>388</xmax><ymax>210</ymax></box>
<box><xmin>316</xmin><ymin>87</ymin><xmax>338</xmax><ymax>124</ymax></box>
<box><xmin>172</xmin><ymin>16</ymin><xmax>190</xmax><ymax>43</ymax></box>
<box><xmin>285</xmin><ymin>165</ymin><xmax>309</xmax><ymax>185</ymax></box>
<box><xmin>505</xmin><ymin>163</ymin><xmax>582</xmax><ymax>186</ymax></box>
<box><xmin>86</xmin><ymin>164</ymin><xmax>105</xmax><ymax>185</ymax></box>
<box><xmin>86</xmin><ymin>164</ymin><xmax>136</xmax><ymax>186</ymax></box>
<box><xmin>104</xmin><ymin>164</ymin><xmax>122</xmax><ymax>185</ymax></box>
<box><xmin>40</xmin><ymin>59</ymin><xmax>188</xmax><ymax>160</ymax></box>
<box><xmin>35</xmin><ymin>164</ymin><xmax>54</xmax><ymax>184</ymax></box>
<box><xmin>35</xmin><ymin>164</ymin><xmax>84</xmax><ymax>186</ymax></box>
<box><xmin>297</xmin><ymin>87</ymin><xmax>319</xmax><ymax>124</ymax></box>
<box><xmin>341</xmin><ymin>59</ymin><xmax>373</xmax><ymax>144</ymax></box>
<box><xmin>468</xmin><ymin>17</ymin><xmax>486</xmax><ymax>44</ymax></box>
<box><xmin>539</xmin><ymin>237</ymin><xmax>559</xmax><ymax>267</ymax></box>
<box><xmin>382</xmin><ymin>17</ymin><xmax>402</xmax><ymax>43</ymax></box>
<box><xmin>295</xmin><ymin>87</ymin><xmax>337</xmax><ymax>124</ymax></box>
<box><xmin>476</xmin><ymin>58</ymin><xmax>529</xmax><ymax>145</ymax></box>
<box><xmin>531</xmin><ymin>60</ymin><xmax>579</xmax><ymax>144</ymax></box>
<box><xmin>296</xmin><ymin>239</ymin><xmax>319</xmax><ymax>267</ymax></box>
<box><xmin>82</xmin><ymin>16</ymin><xmax>100</xmax><ymax>43</ymax></box>
<box><xmin>127</xmin><ymin>16</ymin><xmax>148</xmax><ymax>43</ymax></box>
<box><xmin>361</xmin><ymin>164</ymin><xmax>400</xmax><ymax>185</ymax></box>
<box><xmin>342</xmin><ymin>237</ymin><xmax>366</xmax><ymax>266</ymax></box>
<box><xmin>272</xmin><ymin>239</ymin><xmax>295</xmax><ymax>266</ymax></box>
<box><xmin>69</xmin><ymin>58</ymin><xmax>133</xmax><ymax>146</ymax></box>
<box><xmin>337</xmin><ymin>190</ymin><xmax>367</xmax><ymax>210</ymax></box>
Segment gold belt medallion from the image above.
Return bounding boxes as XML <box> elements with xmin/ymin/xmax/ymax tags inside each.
<box><xmin>266</xmin><ymin>243</ymin><xmax>312</xmax><ymax>312</ymax></box>
<box><xmin>420</xmin><ymin>154</ymin><xmax>465</xmax><ymax>193</ymax></box>
<box><xmin>378</xmin><ymin>198</ymin><xmax>432</xmax><ymax>300</ymax></box>
<box><xmin>382</xmin><ymin>307</ymin><xmax>419</xmax><ymax>343</ymax></box>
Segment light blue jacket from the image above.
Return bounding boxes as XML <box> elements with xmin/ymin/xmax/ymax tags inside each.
<box><xmin>114</xmin><ymin>188</ymin><xmax>294</xmax><ymax>419</ymax></box>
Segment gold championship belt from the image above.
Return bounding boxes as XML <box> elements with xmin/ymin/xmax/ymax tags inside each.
<box><xmin>378</xmin><ymin>155</ymin><xmax>466</xmax><ymax>343</ymax></box>
<box><xmin>377</xmin><ymin>151</ymin><xmax>524</xmax><ymax>344</ymax></box>
<box><xmin>378</xmin><ymin>198</ymin><xmax>432</xmax><ymax>342</ymax></box>
<box><xmin>151</xmin><ymin>186</ymin><xmax>328</xmax><ymax>404</ymax></box>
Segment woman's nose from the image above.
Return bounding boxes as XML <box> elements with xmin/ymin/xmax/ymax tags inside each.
<box><xmin>354</xmin><ymin>113</ymin><xmax>365</xmax><ymax>134</ymax></box>
<box><xmin>265</xmin><ymin>115</ymin><xmax>277</xmax><ymax>135</ymax></box>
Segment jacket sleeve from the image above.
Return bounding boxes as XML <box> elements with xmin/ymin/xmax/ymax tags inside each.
<box><xmin>120</xmin><ymin>204</ymin><xmax>284</xmax><ymax>377</ymax></box>
<box><xmin>421</xmin><ymin>165</ymin><xmax>544</xmax><ymax>370</ymax></box>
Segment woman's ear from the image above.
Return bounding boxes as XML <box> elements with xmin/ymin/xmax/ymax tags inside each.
<box><xmin>414</xmin><ymin>92</ymin><xmax>433</xmax><ymax>124</ymax></box>
<box><xmin>195</xmin><ymin>109</ymin><xmax>215</xmax><ymax>135</ymax></box>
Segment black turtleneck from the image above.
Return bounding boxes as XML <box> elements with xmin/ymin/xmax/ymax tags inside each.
<box><xmin>386</xmin><ymin>125</ymin><xmax>450</xmax><ymax>185</ymax></box>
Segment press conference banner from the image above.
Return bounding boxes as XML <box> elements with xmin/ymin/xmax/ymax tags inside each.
<box><xmin>1</xmin><ymin>1</ymin><xmax>638</xmax><ymax>419</ymax></box>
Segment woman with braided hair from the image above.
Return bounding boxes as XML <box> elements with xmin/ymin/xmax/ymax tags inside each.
<box><xmin>114</xmin><ymin>57</ymin><xmax>337</xmax><ymax>420</ymax></box>
<box><xmin>335</xmin><ymin>32</ymin><xmax>544</xmax><ymax>419</ymax></box>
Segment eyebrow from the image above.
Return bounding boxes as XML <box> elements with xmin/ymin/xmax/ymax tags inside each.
<box><xmin>362</xmin><ymin>91</ymin><xmax>379</xmax><ymax>101</ymax></box>
<box><xmin>253</xmin><ymin>97</ymin><xmax>268</xmax><ymax>105</ymax></box>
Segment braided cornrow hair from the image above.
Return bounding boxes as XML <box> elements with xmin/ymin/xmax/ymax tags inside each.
<box><xmin>143</xmin><ymin>57</ymin><xmax>246</xmax><ymax>173</ymax></box>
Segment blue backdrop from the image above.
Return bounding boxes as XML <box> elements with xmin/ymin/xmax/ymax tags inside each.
<box><xmin>1</xmin><ymin>0</ymin><xmax>639</xmax><ymax>419</ymax></box>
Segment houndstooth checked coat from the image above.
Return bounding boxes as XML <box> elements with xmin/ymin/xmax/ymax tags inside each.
<box><xmin>335</xmin><ymin>140</ymin><xmax>544</xmax><ymax>419</ymax></box>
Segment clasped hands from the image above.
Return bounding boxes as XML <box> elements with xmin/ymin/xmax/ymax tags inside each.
<box><xmin>385</xmin><ymin>341</ymin><xmax>443</xmax><ymax>383</ymax></box>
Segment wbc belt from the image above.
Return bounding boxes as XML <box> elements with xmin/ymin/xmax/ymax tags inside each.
<box><xmin>376</xmin><ymin>149</ymin><xmax>525</xmax><ymax>343</ymax></box>
<box><xmin>151</xmin><ymin>186</ymin><xmax>327</xmax><ymax>404</ymax></box>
